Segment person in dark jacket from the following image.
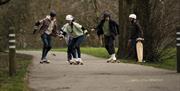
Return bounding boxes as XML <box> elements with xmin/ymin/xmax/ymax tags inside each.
<box><xmin>95</xmin><ymin>12</ymin><xmax>119</xmax><ymax>63</ymax></box>
<box><xmin>33</xmin><ymin>10</ymin><xmax>60</xmax><ymax>64</ymax></box>
<box><xmin>127</xmin><ymin>14</ymin><xmax>143</xmax><ymax>61</ymax></box>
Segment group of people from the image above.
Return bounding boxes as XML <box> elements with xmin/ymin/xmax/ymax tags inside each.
<box><xmin>33</xmin><ymin>10</ymin><xmax>143</xmax><ymax>65</ymax></box>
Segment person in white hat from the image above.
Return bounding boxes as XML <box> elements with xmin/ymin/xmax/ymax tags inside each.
<box><xmin>60</xmin><ymin>15</ymin><xmax>89</xmax><ymax>65</ymax></box>
<box><xmin>127</xmin><ymin>14</ymin><xmax>144</xmax><ymax>61</ymax></box>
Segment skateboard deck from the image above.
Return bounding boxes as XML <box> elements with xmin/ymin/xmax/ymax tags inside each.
<box><xmin>136</xmin><ymin>41</ymin><xmax>143</xmax><ymax>62</ymax></box>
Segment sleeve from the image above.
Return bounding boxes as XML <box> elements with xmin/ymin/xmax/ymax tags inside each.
<box><xmin>60</xmin><ymin>24</ymin><xmax>69</xmax><ymax>36</ymax></box>
<box><xmin>136</xmin><ymin>22</ymin><xmax>143</xmax><ymax>38</ymax></box>
<box><xmin>114</xmin><ymin>21</ymin><xmax>120</xmax><ymax>35</ymax></box>
<box><xmin>33</xmin><ymin>18</ymin><xmax>45</xmax><ymax>34</ymax></box>
<box><xmin>96</xmin><ymin>20</ymin><xmax>103</xmax><ymax>36</ymax></box>
<box><xmin>73</xmin><ymin>22</ymin><xmax>82</xmax><ymax>29</ymax></box>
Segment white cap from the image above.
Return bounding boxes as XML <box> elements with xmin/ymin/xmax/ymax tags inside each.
<box><xmin>129</xmin><ymin>14</ymin><xmax>137</xmax><ymax>19</ymax></box>
<box><xmin>66</xmin><ymin>15</ymin><xmax>74</xmax><ymax>21</ymax></box>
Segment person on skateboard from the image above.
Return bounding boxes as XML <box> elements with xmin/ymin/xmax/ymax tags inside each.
<box><xmin>93</xmin><ymin>12</ymin><xmax>119</xmax><ymax>63</ymax></box>
<box><xmin>127</xmin><ymin>14</ymin><xmax>144</xmax><ymax>62</ymax></box>
<box><xmin>33</xmin><ymin>10</ymin><xmax>61</xmax><ymax>64</ymax></box>
<box><xmin>60</xmin><ymin>15</ymin><xmax>89</xmax><ymax>65</ymax></box>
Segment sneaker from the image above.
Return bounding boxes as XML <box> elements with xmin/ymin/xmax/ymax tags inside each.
<box><xmin>40</xmin><ymin>60</ymin><xmax>44</xmax><ymax>64</ymax></box>
<box><xmin>43</xmin><ymin>60</ymin><xmax>50</xmax><ymax>64</ymax></box>
<box><xmin>107</xmin><ymin>57</ymin><xmax>113</xmax><ymax>63</ymax></box>
<box><xmin>69</xmin><ymin>59</ymin><xmax>76</xmax><ymax>65</ymax></box>
<box><xmin>40</xmin><ymin>58</ymin><xmax>47</xmax><ymax>64</ymax></box>
<box><xmin>78</xmin><ymin>58</ymin><xmax>84</xmax><ymax>65</ymax></box>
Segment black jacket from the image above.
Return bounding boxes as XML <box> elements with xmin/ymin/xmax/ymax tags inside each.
<box><xmin>96</xmin><ymin>19</ymin><xmax>119</xmax><ymax>38</ymax></box>
<box><xmin>128</xmin><ymin>21</ymin><xmax>143</xmax><ymax>39</ymax></box>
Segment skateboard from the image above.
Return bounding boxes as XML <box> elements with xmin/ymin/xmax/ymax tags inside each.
<box><xmin>68</xmin><ymin>61</ymin><xmax>84</xmax><ymax>65</ymax></box>
<box><xmin>107</xmin><ymin>60</ymin><xmax>120</xmax><ymax>63</ymax></box>
<box><xmin>136</xmin><ymin>38</ymin><xmax>144</xmax><ymax>62</ymax></box>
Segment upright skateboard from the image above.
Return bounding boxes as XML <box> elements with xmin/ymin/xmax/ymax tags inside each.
<box><xmin>136</xmin><ymin>38</ymin><xmax>144</xmax><ymax>62</ymax></box>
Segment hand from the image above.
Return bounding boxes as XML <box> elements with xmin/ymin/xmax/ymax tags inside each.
<box><xmin>91</xmin><ymin>28</ymin><xmax>95</xmax><ymax>31</ymax></box>
<box><xmin>58</xmin><ymin>34</ymin><xmax>64</xmax><ymax>39</ymax></box>
<box><xmin>136</xmin><ymin>38</ymin><xmax>144</xmax><ymax>41</ymax></box>
<box><xmin>87</xmin><ymin>34</ymin><xmax>90</xmax><ymax>37</ymax></box>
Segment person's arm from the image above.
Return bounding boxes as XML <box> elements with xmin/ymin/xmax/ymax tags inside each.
<box><xmin>33</xmin><ymin>19</ymin><xmax>44</xmax><ymax>34</ymax></box>
<box><xmin>114</xmin><ymin>21</ymin><xmax>120</xmax><ymax>35</ymax></box>
<box><xmin>73</xmin><ymin>22</ymin><xmax>89</xmax><ymax>36</ymax></box>
<box><xmin>96</xmin><ymin>20</ymin><xmax>104</xmax><ymax>37</ymax></box>
<box><xmin>136</xmin><ymin>22</ymin><xmax>144</xmax><ymax>38</ymax></box>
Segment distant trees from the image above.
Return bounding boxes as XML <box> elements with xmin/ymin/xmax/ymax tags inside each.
<box><xmin>0</xmin><ymin>0</ymin><xmax>10</xmax><ymax>5</ymax></box>
<box><xmin>0</xmin><ymin>0</ymin><xmax>179</xmax><ymax>61</ymax></box>
<box><xmin>117</xmin><ymin>0</ymin><xmax>179</xmax><ymax>62</ymax></box>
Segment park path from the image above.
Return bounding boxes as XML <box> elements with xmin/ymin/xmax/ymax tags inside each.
<box><xmin>18</xmin><ymin>51</ymin><xmax>180</xmax><ymax>91</ymax></box>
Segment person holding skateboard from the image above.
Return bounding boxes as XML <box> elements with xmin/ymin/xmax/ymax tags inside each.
<box><xmin>33</xmin><ymin>10</ymin><xmax>61</xmax><ymax>64</ymax></box>
<box><xmin>60</xmin><ymin>15</ymin><xmax>89</xmax><ymax>65</ymax></box>
<box><xmin>93</xmin><ymin>12</ymin><xmax>119</xmax><ymax>63</ymax></box>
<box><xmin>127</xmin><ymin>14</ymin><xmax>144</xmax><ymax>62</ymax></box>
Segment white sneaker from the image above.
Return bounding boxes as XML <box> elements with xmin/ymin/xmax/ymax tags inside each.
<box><xmin>69</xmin><ymin>59</ymin><xmax>76</xmax><ymax>65</ymax></box>
<box><xmin>77</xmin><ymin>58</ymin><xmax>84</xmax><ymax>65</ymax></box>
<box><xmin>111</xmin><ymin>54</ymin><xmax>117</xmax><ymax>63</ymax></box>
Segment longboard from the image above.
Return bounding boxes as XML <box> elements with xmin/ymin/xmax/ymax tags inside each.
<box><xmin>136</xmin><ymin>38</ymin><xmax>144</xmax><ymax>62</ymax></box>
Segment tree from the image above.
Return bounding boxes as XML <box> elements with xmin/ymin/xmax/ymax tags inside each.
<box><xmin>0</xmin><ymin>0</ymin><xmax>11</xmax><ymax>5</ymax></box>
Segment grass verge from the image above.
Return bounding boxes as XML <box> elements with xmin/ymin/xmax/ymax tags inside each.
<box><xmin>0</xmin><ymin>53</ymin><xmax>32</xmax><ymax>91</ymax></box>
<box><xmin>54</xmin><ymin>47</ymin><xmax>176</xmax><ymax>70</ymax></box>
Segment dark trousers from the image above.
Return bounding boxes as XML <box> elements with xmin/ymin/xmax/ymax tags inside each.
<box><xmin>67</xmin><ymin>38</ymin><xmax>81</xmax><ymax>61</ymax></box>
<box><xmin>68</xmin><ymin>35</ymin><xmax>84</xmax><ymax>59</ymax></box>
<box><xmin>41</xmin><ymin>33</ymin><xmax>52</xmax><ymax>60</ymax></box>
<box><xmin>104</xmin><ymin>36</ymin><xmax>115</xmax><ymax>55</ymax></box>
<box><xmin>127</xmin><ymin>39</ymin><xmax>137</xmax><ymax>60</ymax></box>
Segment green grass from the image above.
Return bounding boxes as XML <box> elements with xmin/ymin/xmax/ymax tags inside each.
<box><xmin>53</xmin><ymin>47</ymin><xmax>111</xmax><ymax>58</ymax></box>
<box><xmin>0</xmin><ymin>53</ymin><xmax>32</xmax><ymax>91</ymax></box>
<box><xmin>54</xmin><ymin>47</ymin><xmax>176</xmax><ymax>70</ymax></box>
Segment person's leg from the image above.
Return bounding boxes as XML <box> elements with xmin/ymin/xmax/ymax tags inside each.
<box><xmin>104</xmin><ymin>36</ymin><xmax>111</xmax><ymax>55</ymax></box>
<box><xmin>76</xmin><ymin>46</ymin><xmax>81</xmax><ymax>58</ymax></box>
<box><xmin>44</xmin><ymin>35</ymin><xmax>52</xmax><ymax>60</ymax></box>
<box><xmin>68</xmin><ymin>38</ymin><xmax>76</xmax><ymax>59</ymax></box>
<box><xmin>41</xmin><ymin>34</ymin><xmax>49</xmax><ymax>61</ymax></box>
<box><xmin>67</xmin><ymin>38</ymin><xmax>73</xmax><ymax>61</ymax></box>
<box><xmin>131</xmin><ymin>39</ymin><xmax>138</xmax><ymax>61</ymax></box>
<box><xmin>108</xmin><ymin>36</ymin><xmax>115</xmax><ymax>55</ymax></box>
<box><xmin>75</xmin><ymin>35</ymin><xmax>85</xmax><ymax>59</ymax></box>
<box><xmin>74</xmin><ymin>35</ymin><xmax>85</xmax><ymax>64</ymax></box>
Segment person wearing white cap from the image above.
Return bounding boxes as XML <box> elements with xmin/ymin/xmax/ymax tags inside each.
<box><xmin>60</xmin><ymin>15</ymin><xmax>89</xmax><ymax>65</ymax></box>
<box><xmin>127</xmin><ymin>14</ymin><xmax>144</xmax><ymax>61</ymax></box>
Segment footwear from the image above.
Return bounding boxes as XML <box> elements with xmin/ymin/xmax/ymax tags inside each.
<box><xmin>107</xmin><ymin>56</ymin><xmax>113</xmax><ymax>63</ymax></box>
<box><xmin>78</xmin><ymin>58</ymin><xmax>84</xmax><ymax>65</ymax></box>
<box><xmin>111</xmin><ymin>54</ymin><xmax>117</xmax><ymax>63</ymax></box>
<box><xmin>40</xmin><ymin>58</ymin><xmax>47</xmax><ymax>64</ymax></box>
<box><xmin>40</xmin><ymin>60</ymin><xmax>44</xmax><ymax>64</ymax></box>
<box><xmin>43</xmin><ymin>60</ymin><xmax>50</xmax><ymax>64</ymax></box>
<box><xmin>69</xmin><ymin>59</ymin><xmax>76</xmax><ymax>65</ymax></box>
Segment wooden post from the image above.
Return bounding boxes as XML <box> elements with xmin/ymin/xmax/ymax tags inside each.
<box><xmin>176</xmin><ymin>26</ymin><xmax>180</xmax><ymax>73</ymax></box>
<box><xmin>9</xmin><ymin>27</ymin><xmax>16</xmax><ymax>76</ymax></box>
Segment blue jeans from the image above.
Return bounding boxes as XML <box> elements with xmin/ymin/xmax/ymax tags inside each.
<box><xmin>68</xmin><ymin>35</ymin><xmax>85</xmax><ymax>59</ymax></box>
<box><xmin>41</xmin><ymin>33</ymin><xmax>52</xmax><ymax>60</ymax></box>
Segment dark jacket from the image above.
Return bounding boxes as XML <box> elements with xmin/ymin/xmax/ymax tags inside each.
<box><xmin>96</xmin><ymin>19</ymin><xmax>119</xmax><ymax>38</ymax></box>
<box><xmin>128</xmin><ymin>21</ymin><xmax>143</xmax><ymax>39</ymax></box>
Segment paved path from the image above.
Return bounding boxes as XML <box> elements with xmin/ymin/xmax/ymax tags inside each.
<box><xmin>18</xmin><ymin>51</ymin><xmax>180</xmax><ymax>91</ymax></box>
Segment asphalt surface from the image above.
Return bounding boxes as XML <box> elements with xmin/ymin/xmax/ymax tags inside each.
<box><xmin>18</xmin><ymin>51</ymin><xmax>180</xmax><ymax>91</ymax></box>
